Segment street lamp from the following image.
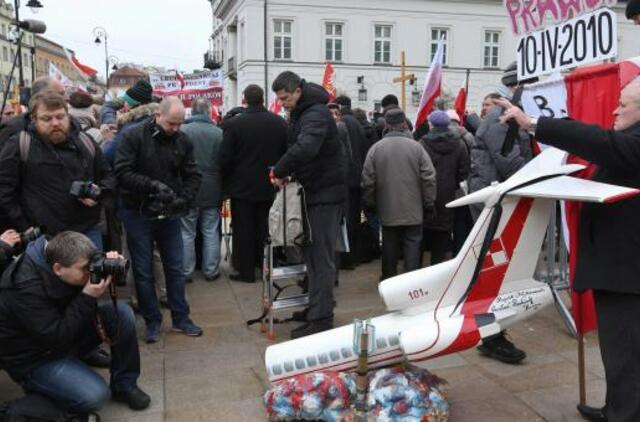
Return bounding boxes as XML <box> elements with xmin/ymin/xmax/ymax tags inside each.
<box><xmin>25</xmin><ymin>0</ymin><xmax>42</xmax><ymax>12</ymax></box>
<box><xmin>93</xmin><ymin>26</ymin><xmax>109</xmax><ymax>93</ymax></box>
<box><xmin>357</xmin><ymin>75</ymin><xmax>367</xmax><ymax>102</ymax></box>
<box><xmin>108</xmin><ymin>55</ymin><xmax>119</xmax><ymax>71</ymax></box>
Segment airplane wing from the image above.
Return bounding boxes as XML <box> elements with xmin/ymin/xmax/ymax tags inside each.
<box><xmin>508</xmin><ymin>176</ymin><xmax>640</xmax><ymax>203</ymax></box>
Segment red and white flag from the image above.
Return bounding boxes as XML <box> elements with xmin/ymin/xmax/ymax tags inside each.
<box><xmin>322</xmin><ymin>62</ymin><xmax>336</xmax><ymax>102</ymax></box>
<box><xmin>63</xmin><ymin>48</ymin><xmax>98</xmax><ymax>79</ymax></box>
<box><xmin>175</xmin><ymin>70</ymin><xmax>186</xmax><ymax>90</ymax></box>
<box><xmin>454</xmin><ymin>73</ymin><xmax>468</xmax><ymax>125</ymax></box>
<box><xmin>269</xmin><ymin>98</ymin><xmax>282</xmax><ymax>114</ymax></box>
<box><xmin>415</xmin><ymin>37</ymin><xmax>444</xmax><ymax>128</ymax></box>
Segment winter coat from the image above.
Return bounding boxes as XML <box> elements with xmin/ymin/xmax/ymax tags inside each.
<box><xmin>0</xmin><ymin>240</ymin><xmax>12</xmax><ymax>274</ymax></box>
<box><xmin>273</xmin><ymin>81</ymin><xmax>347</xmax><ymax>206</ymax></box>
<box><xmin>114</xmin><ymin>117</ymin><xmax>202</xmax><ymax>213</ymax></box>
<box><xmin>468</xmin><ymin>105</ymin><xmax>532</xmax><ymax>195</ymax></box>
<box><xmin>102</xmin><ymin>103</ymin><xmax>159</xmax><ymax>166</ymax></box>
<box><xmin>219</xmin><ymin>105</ymin><xmax>288</xmax><ymax>203</ymax></box>
<box><xmin>181</xmin><ymin>114</ymin><xmax>223</xmax><ymax>207</ymax></box>
<box><xmin>69</xmin><ymin>107</ymin><xmax>103</xmax><ymax>145</ymax></box>
<box><xmin>0</xmin><ymin>120</ymin><xmax>115</xmax><ymax>234</ymax></box>
<box><xmin>340</xmin><ymin>111</ymin><xmax>368</xmax><ymax>189</ymax></box>
<box><xmin>362</xmin><ymin>130</ymin><xmax>436</xmax><ymax>227</ymax></box>
<box><xmin>0</xmin><ymin>236</ymin><xmax>97</xmax><ymax>381</ymax></box>
<box><xmin>419</xmin><ymin>127</ymin><xmax>469</xmax><ymax>232</ymax></box>
<box><xmin>535</xmin><ymin>119</ymin><xmax>640</xmax><ymax>294</ymax></box>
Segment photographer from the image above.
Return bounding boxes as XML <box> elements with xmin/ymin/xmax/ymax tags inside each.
<box><xmin>0</xmin><ymin>231</ymin><xmax>150</xmax><ymax>417</ymax></box>
<box><xmin>0</xmin><ymin>90</ymin><xmax>115</xmax><ymax>251</ymax></box>
<box><xmin>0</xmin><ymin>229</ymin><xmax>20</xmax><ymax>274</ymax></box>
<box><xmin>114</xmin><ymin>96</ymin><xmax>203</xmax><ymax>343</ymax></box>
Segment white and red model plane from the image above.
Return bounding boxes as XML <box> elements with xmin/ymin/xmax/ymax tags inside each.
<box><xmin>264</xmin><ymin>148</ymin><xmax>639</xmax><ymax>382</ymax></box>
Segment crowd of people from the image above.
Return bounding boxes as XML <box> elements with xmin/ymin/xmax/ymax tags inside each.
<box><xmin>0</xmin><ymin>5</ymin><xmax>638</xmax><ymax>413</ymax></box>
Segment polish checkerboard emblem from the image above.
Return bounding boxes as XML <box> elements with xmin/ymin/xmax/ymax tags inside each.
<box><xmin>473</xmin><ymin>238</ymin><xmax>509</xmax><ymax>271</ymax></box>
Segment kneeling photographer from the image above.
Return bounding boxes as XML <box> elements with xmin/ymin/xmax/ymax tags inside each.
<box><xmin>0</xmin><ymin>231</ymin><xmax>150</xmax><ymax>418</ymax></box>
<box><xmin>0</xmin><ymin>90</ymin><xmax>115</xmax><ymax>251</ymax></box>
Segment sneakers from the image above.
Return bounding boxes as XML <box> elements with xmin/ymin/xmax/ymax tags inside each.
<box><xmin>145</xmin><ymin>323</ymin><xmax>161</xmax><ymax>344</ymax></box>
<box><xmin>172</xmin><ymin>319</ymin><xmax>203</xmax><ymax>337</ymax></box>
<box><xmin>477</xmin><ymin>332</ymin><xmax>526</xmax><ymax>364</ymax></box>
<box><xmin>290</xmin><ymin>319</ymin><xmax>333</xmax><ymax>339</ymax></box>
<box><xmin>112</xmin><ymin>386</ymin><xmax>151</xmax><ymax>410</ymax></box>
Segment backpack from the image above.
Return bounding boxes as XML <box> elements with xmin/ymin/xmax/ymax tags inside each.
<box><xmin>268</xmin><ymin>182</ymin><xmax>311</xmax><ymax>247</ymax></box>
<box><xmin>0</xmin><ymin>394</ymin><xmax>92</xmax><ymax>422</ymax></box>
<box><xmin>18</xmin><ymin>130</ymin><xmax>96</xmax><ymax>162</ymax></box>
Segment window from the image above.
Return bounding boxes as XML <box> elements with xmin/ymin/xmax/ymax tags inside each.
<box><xmin>430</xmin><ymin>28</ymin><xmax>449</xmax><ymax>65</ymax></box>
<box><xmin>374</xmin><ymin>24</ymin><xmax>392</xmax><ymax>64</ymax></box>
<box><xmin>273</xmin><ymin>19</ymin><xmax>292</xmax><ymax>60</ymax></box>
<box><xmin>23</xmin><ymin>53</ymin><xmax>28</xmax><ymax>67</ymax></box>
<box><xmin>2</xmin><ymin>47</ymin><xmax>7</xmax><ymax>61</ymax></box>
<box><xmin>483</xmin><ymin>30</ymin><xmax>501</xmax><ymax>68</ymax></box>
<box><xmin>325</xmin><ymin>22</ymin><xmax>343</xmax><ymax>62</ymax></box>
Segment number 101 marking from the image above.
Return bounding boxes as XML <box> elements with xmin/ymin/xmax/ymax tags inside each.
<box><xmin>408</xmin><ymin>288</ymin><xmax>428</xmax><ymax>300</ymax></box>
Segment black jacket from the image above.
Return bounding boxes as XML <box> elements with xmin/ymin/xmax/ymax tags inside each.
<box><xmin>114</xmin><ymin>117</ymin><xmax>202</xmax><ymax>213</ymax></box>
<box><xmin>0</xmin><ymin>237</ymin><xmax>97</xmax><ymax>380</ymax></box>
<box><xmin>340</xmin><ymin>111</ymin><xmax>367</xmax><ymax>189</ymax></box>
<box><xmin>219</xmin><ymin>105</ymin><xmax>288</xmax><ymax>202</ymax></box>
<box><xmin>420</xmin><ymin>127</ymin><xmax>469</xmax><ymax>232</ymax></box>
<box><xmin>273</xmin><ymin>81</ymin><xmax>346</xmax><ymax>205</ymax></box>
<box><xmin>0</xmin><ymin>121</ymin><xmax>115</xmax><ymax>234</ymax></box>
<box><xmin>536</xmin><ymin>118</ymin><xmax>640</xmax><ymax>294</ymax></box>
<box><xmin>0</xmin><ymin>240</ymin><xmax>13</xmax><ymax>275</ymax></box>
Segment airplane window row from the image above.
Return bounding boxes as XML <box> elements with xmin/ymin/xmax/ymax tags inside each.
<box><xmin>270</xmin><ymin>334</ymin><xmax>401</xmax><ymax>376</ymax></box>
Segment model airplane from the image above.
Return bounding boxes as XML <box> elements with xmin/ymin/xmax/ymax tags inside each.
<box><xmin>264</xmin><ymin>148</ymin><xmax>640</xmax><ymax>382</ymax></box>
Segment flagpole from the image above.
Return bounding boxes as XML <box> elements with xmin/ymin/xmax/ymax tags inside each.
<box><xmin>465</xmin><ymin>68</ymin><xmax>470</xmax><ymax>100</ymax></box>
<box><xmin>401</xmin><ymin>50</ymin><xmax>406</xmax><ymax>111</ymax></box>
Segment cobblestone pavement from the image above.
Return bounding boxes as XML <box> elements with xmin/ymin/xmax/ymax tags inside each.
<box><xmin>0</xmin><ymin>258</ymin><xmax>604</xmax><ymax>421</ymax></box>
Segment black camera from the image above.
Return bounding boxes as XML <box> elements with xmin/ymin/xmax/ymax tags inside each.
<box><xmin>70</xmin><ymin>181</ymin><xmax>101</xmax><ymax>200</ymax></box>
<box><xmin>19</xmin><ymin>226</ymin><xmax>42</xmax><ymax>245</ymax></box>
<box><xmin>146</xmin><ymin>185</ymin><xmax>177</xmax><ymax>218</ymax></box>
<box><xmin>89</xmin><ymin>253</ymin><xmax>130</xmax><ymax>285</ymax></box>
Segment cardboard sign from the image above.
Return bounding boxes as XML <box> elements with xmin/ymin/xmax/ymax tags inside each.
<box><xmin>516</xmin><ymin>8</ymin><xmax>617</xmax><ymax>80</ymax></box>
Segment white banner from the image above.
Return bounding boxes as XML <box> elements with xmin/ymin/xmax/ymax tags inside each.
<box><xmin>48</xmin><ymin>62</ymin><xmax>72</xmax><ymax>88</ymax></box>
<box><xmin>516</xmin><ymin>8</ymin><xmax>617</xmax><ymax>80</ymax></box>
<box><xmin>521</xmin><ymin>75</ymin><xmax>567</xmax><ymax>119</ymax></box>
<box><xmin>149</xmin><ymin>70</ymin><xmax>224</xmax><ymax>106</ymax></box>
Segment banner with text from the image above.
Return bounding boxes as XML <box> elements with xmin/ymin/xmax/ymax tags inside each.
<box><xmin>516</xmin><ymin>7</ymin><xmax>617</xmax><ymax>80</ymax></box>
<box><xmin>149</xmin><ymin>70</ymin><xmax>224</xmax><ymax>107</ymax></box>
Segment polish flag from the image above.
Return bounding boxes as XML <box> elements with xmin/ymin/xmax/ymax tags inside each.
<box><xmin>176</xmin><ymin>70</ymin><xmax>186</xmax><ymax>90</ymax></box>
<box><xmin>454</xmin><ymin>73</ymin><xmax>468</xmax><ymax>125</ymax></box>
<box><xmin>322</xmin><ymin>62</ymin><xmax>337</xmax><ymax>102</ymax></box>
<box><xmin>63</xmin><ymin>48</ymin><xmax>98</xmax><ymax>79</ymax></box>
<box><xmin>269</xmin><ymin>98</ymin><xmax>282</xmax><ymax>115</ymax></box>
<box><xmin>210</xmin><ymin>103</ymin><xmax>220</xmax><ymax>123</ymax></box>
<box><xmin>415</xmin><ymin>37</ymin><xmax>444</xmax><ymax>128</ymax></box>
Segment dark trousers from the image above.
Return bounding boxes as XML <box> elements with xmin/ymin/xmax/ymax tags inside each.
<box><xmin>119</xmin><ymin>208</ymin><xmax>190</xmax><ymax>326</ymax></box>
<box><xmin>423</xmin><ymin>229</ymin><xmax>453</xmax><ymax>265</ymax></box>
<box><xmin>230</xmin><ymin>198</ymin><xmax>271</xmax><ymax>282</ymax></box>
<box><xmin>304</xmin><ymin>203</ymin><xmax>341</xmax><ymax>322</ymax></box>
<box><xmin>22</xmin><ymin>302</ymin><xmax>140</xmax><ymax>414</ymax></box>
<box><xmin>453</xmin><ymin>205</ymin><xmax>473</xmax><ymax>254</ymax></box>
<box><xmin>594</xmin><ymin>290</ymin><xmax>640</xmax><ymax>422</ymax></box>
<box><xmin>340</xmin><ymin>188</ymin><xmax>361</xmax><ymax>266</ymax></box>
<box><xmin>381</xmin><ymin>225</ymin><xmax>422</xmax><ymax>280</ymax></box>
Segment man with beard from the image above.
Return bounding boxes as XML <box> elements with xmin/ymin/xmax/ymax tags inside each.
<box><xmin>0</xmin><ymin>90</ymin><xmax>114</xmax><ymax>250</ymax></box>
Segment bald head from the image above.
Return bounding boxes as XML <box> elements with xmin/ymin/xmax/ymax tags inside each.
<box><xmin>156</xmin><ymin>96</ymin><xmax>185</xmax><ymax>136</ymax></box>
<box><xmin>614</xmin><ymin>77</ymin><xmax>640</xmax><ymax>131</ymax></box>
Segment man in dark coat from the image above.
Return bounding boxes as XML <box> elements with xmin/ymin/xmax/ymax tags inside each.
<box><xmin>0</xmin><ymin>232</ymin><xmax>150</xmax><ymax>415</ymax></box>
<box><xmin>501</xmin><ymin>77</ymin><xmax>640</xmax><ymax>422</ymax></box>
<box><xmin>271</xmin><ymin>71</ymin><xmax>347</xmax><ymax>338</ymax></box>
<box><xmin>115</xmin><ymin>96</ymin><xmax>203</xmax><ymax>343</ymax></box>
<box><xmin>419</xmin><ymin>111</ymin><xmax>469</xmax><ymax>265</ymax></box>
<box><xmin>0</xmin><ymin>91</ymin><xmax>115</xmax><ymax>250</ymax></box>
<box><xmin>180</xmin><ymin>98</ymin><xmax>223</xmax><ymax>282</ymax></box>
<box><xmin>219</xmin><ymin>84</ymin><xmax>288</xmax><ymax>282</ymax></box>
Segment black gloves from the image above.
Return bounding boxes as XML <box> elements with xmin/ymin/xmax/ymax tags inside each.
<box><xmin>168</xmin><ymin>197</ymin><xmax>188</xmax><ymax>214</ymax></box>
<box><xmin>149</xmin><ymin>181</ymin><xmax>176</xmax><ymax>203</ymax></box>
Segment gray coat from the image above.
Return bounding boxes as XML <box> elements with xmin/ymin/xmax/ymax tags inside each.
<box><xmin>180</xmin><ymin>114</ymin><xmax>223</xmax><ymax>208</ymax></box>
<box><xmin>361</xmin><ymin>130</ymin><xmax>436</xmax><ymax>227</ymax></box>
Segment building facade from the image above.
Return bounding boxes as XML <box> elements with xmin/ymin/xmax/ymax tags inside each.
<box><xmin>209</xmin><ymin>0</ymin><xmax>639</xmax><ymax>118</ymax></box>
<box><xmin>0</xmin><ymin>0</ymin><xmax>34</xmax><ymax>103</ymax></box>
<box><xmin>107</xmin><ymin>65</ymin><xmax>147</xmax><ymax>97</ymax></box>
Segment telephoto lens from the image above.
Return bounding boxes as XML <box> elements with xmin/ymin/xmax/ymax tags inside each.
<box><xmin>89</xmin><ymin>253</ymin><xmax>130</xmax><ymax>285</ymax></box>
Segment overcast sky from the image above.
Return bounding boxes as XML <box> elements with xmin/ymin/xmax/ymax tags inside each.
<box><xmin>21</xmin><ymin>0</ymin><xmax>212</xmax><ymax>79</ymax></box>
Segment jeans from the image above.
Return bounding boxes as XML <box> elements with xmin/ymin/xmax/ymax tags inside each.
<box><xmin>83</xmin><ymin>223</ymin><xmax>103</xmax><ymax>252</ymax></box>
<box><xmin>180</xmin><ymin>207</ymin><xmax>221</xmax><ymax>278</ymax></box>
<box><xmin>119</xmin><ymin>208</ymin><xmax>190</xmax><ymax>326</ymax></box>
<box><xmin>22</xmin><ymin>302</ymin><xmax>140</xmax><ymax>414</ymax></box>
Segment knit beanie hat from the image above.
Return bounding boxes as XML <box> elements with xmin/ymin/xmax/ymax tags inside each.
<box><xmin>384</xmin><ymin>108</ymin><xmax>407</xmax><ymax>126</ymax></box>
<box><xmin>123</xmin><ymin>79</ymin><xmax>153</xmax><ymax>107</ymax></box>
<box><xmin>428</xmin><ymin>110</ymin><xmax>450</xmax><ymax>128</ymax></box>
<box><xmin>69</xmin><ymin>91</ymin><xmax>93</xmax><ymax>109</ymax></box>
<box><xmin>501</xmin><ymin>61</ymin><xmax>518</xmax><ymax>87</ymax></box>
<box><xmin>627</xmin><ymin>0</ymin><xmax>640</xmax><ymax>19</ymax></box>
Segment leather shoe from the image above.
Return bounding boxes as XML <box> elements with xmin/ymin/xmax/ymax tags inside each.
<box><xmin>577</xmin><ymin>404</ymin><xmax>607</xmax><ymax>421</ymax></box>
<box><xmin>477</xmin><ymin>332</ymin><xmax>526</xmax><ymax>364</ymax></box>
<box><xmin>112</xmin><ymin>386</ymin><xmax>151</xmax><ymax>410</ymax></box>
<box><xmin>229</xmin><ymin>271</ymin><xmax>254</xmax><ymax>283</ymax></box>
<box><xmin>290</xmin><ymin>320</ymin><xmax>333</xmax><ymax>339</ymax></box>
<box><xmin>290</xmin><ymin>307</ymin><xmax>309</xmax><ymax>322</ymax></box>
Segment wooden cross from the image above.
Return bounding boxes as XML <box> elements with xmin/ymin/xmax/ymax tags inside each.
<box><xmin>392</xmin><ymin>50</ymin><xmax>415</xmax><ymax>111</ymax></box>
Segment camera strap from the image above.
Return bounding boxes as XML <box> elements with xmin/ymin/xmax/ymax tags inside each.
<box><xmin>94</xmin><ymin>282</ymin><xmax>120</xmax><ymax>346</ymax></box>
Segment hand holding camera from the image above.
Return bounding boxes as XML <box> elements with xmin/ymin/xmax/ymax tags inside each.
<box><xmin>82</xmin><ymin>274</ymin><xmax>111</xmax><ymax>298</ymax></box>
<box><xmin>0</xmin><ymin>230</ymin><xmax>20</xmax><ymax>249</ymax></box>
<box><xmin>70</xmin><ymin>181</ymin><xmax>102</xmax><ymax>207</ymax></box>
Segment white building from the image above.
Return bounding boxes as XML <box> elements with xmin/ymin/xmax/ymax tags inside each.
<box><xmin>209</xmin><ymin>0</ymin><xmax>638</xmax><ymax>118</ymax></box>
